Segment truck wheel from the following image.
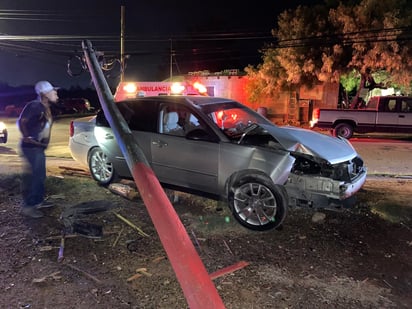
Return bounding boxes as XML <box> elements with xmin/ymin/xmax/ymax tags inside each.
<box><xmin>333</xmin><ymin>123</ymin><xmax>353</xmax><ymax>139</ymax></box>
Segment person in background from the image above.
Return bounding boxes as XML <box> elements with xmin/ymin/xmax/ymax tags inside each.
<box><xmin>17</xmin><ymin>81</ymin><xmax>59</xmax><ymax>218</ymax></box>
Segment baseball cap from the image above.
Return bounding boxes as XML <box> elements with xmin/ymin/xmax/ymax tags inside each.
<box><xmin>35</xmin><ymin>81</ymin><xmax>59</xmax><ymax>95</ymax></box>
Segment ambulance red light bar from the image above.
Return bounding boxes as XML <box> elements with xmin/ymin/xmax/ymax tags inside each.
<box><xmin>114</xmin><ymin>81</ymin><xmax>208</xmax><ymax>101</ymax></box>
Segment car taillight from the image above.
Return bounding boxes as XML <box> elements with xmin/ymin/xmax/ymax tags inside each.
<box><xmin>312</xmin><ymin>108</ymin><xmax>320</xmax><ymax>121</ymax></box>
<box><xmin>309</xmin><ymin>108</ymin><xmax>320</xmax><ymax>128</ymax></box>
<box><xmin>69</xmin><ymin>121</ymin><xmax>74</xmax><ymax>137</ymax></box>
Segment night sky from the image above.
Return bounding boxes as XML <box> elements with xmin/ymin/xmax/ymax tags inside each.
<box><xmin>0</xmin><ymin>0</ymin><xmax>319</xmax><ymax>89</ymax></box>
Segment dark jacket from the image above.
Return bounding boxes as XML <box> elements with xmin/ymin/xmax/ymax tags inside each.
<box><xmin>17</xmin><ymin>100</ymin><xmax>53</xmax><ymax>148</ymax></box>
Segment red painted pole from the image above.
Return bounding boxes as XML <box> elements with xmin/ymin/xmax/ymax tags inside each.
<box><xmin>132</xmin><ymin>163</ymin><xmax>226</xmax><ymax>307</ymax></box>
<box><xmin>82</xmin><ymin>40</ymin><xmax>225</xmax><ymax>308</ymax></box>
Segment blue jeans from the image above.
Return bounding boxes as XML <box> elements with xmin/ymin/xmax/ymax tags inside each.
<box><xmin>21</xmin><ymin>146</ymin><xmax>46</xmax><ymax>207</ymax></box>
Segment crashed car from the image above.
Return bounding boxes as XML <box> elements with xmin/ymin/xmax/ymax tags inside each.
<box><xmin>0</xmin><ymin>121</ymin><xmax>7</xmax><ymax>143</ymax></box>
<box><xmin>69</xmin><ymin>96</ymin><xmax>367</xmax><ymax>231</ymax></box>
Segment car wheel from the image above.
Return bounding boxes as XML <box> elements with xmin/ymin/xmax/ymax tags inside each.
<box><xmin>229</xmin><ymin>175</ymin><xmax>288</xmax><ymax>231</ymax></box>
<box><xmin>333</xmin><ymin>123</ymin><xmax>353</xmax><ymax>139</ymax></box>
<box><xmin>88</xmin><ymin>147</ymin><xmax>116</xmax><ymax>185</ymax></box>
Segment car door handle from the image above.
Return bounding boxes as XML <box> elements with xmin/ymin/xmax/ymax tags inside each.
<box><xmin>152</xmin><ymin>140</ymin><xmax>168</xmax><ymax>147</ymax></box>
<box><xmin>104</xmin><ymin>133</ymin><xmax>115</xmax><ymax>140</ymax></box>
<box><xmin>399</xmin><ymin>115</ymin><xmax>405</xmax><ymax>118</ymax></box>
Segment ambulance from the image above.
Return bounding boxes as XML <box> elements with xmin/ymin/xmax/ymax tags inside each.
<box><xmin>114</xmin><ymin>80</ymin><xmax>208</xmax><ymax>102</ymax></box>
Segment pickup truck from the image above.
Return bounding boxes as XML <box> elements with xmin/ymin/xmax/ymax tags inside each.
<box><xmin>310</xmin><ymin>95</ymin><xmax>412</xmax><ymax>138</ymax></box>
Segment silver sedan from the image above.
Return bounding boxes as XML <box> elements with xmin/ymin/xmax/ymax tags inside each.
<box><xmin>69</xmin><ymin>96</ymin><xmax>367</xmax><ymax>231</ymax></box>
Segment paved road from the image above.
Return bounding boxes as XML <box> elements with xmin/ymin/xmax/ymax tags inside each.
<box><xmin>1</xmin><ymin>116</ymin><xmax>411</xmax><ymax>177</ymax></box>
<box><xmin>0</xmin><ymin>117</ymin><xmax>84</xmax><ymax>174</ymax></box>
<box><xmin>350</xmin><ymin>136</ymin><xmax>412</xmax><ymax>177</ymax></box>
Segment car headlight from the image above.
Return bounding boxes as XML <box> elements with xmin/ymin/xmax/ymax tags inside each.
<box><xmin>0</xmin><ymin>121</ymin><xmax>6</xmax><ymax>131</ymax></box>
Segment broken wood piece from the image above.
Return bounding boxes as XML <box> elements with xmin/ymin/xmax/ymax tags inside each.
<box><xmin>59</xmin><ymin>166</ymin><xmax>89</xmax><ymax>172</ymax></box>
<box><xmin>126</xmin><ymin>273</ymin><xmax>143</xmax><ymax>282</ymax></box>
<box><xmin>48</xmin><ymin>194</ymin><xmax>66</xmax><ymax>200</ymax></box>
<box><xmin>64</xmin><ymin>263</ymin><xmax>103</xmax><ymax>284</ymax></box>
<box><xmin>39</xmin><ymin>245</ymin><xmax>59</xmax><ymax>251</ymax></box>
<box><xmin>223</xmin><ymin>239</ymin><xmax>233</xmax><ymax>255</ymax></box>
<box><xmin>32</xmin><ymin>271</ymin><xmax>62</xmax><ymax>283</ymax></box>
<box><xmin>120</xmin><ymin>179</ymin><xmax>138</xmax><ymax>188</ymax></box>
<box><xmin>209</xmin><ymin>261</ymin><xmax>250</xmax><ymax>280</ymax></box>
<box><xmin>45</xmin><ymin>234</ymin><xmax>80</xmax><ymax>240</ymax></box>
<box><xmin>59</xmin><ymin>166</ymin><xmax>91</xmax><ymax>177</ymax></box>
<box><xmin>45</xmin><ymin>231</ymin><xmax>118</xmax><ymax>240</ymax></box>
<box><xmin>108</xmin><ymin>183</ymin><xmax>139</xmax><ymax>200</ymax></box>
<box><xmin>152</xmin><ymin>256</ymin><xmax>166</xmax><ymax>263</ymax></box>
<box><xmin>112</xmin><ymin>212</ymin><xmax>150</xmax><ymax>237</ymax></box>
<box><xmin>112</xmin><ymin>227</ymin><xmax>124</xmax><ymax>247</ymax></box>
<box><xmin>136</xmin><ymin>267</ymin><xmax>152</xmax><ymax>277</ymax></box>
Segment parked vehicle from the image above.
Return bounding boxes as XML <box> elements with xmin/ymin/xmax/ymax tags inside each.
<box><xmin>310</xmin><ymin>96</ymin><xmax>412</xmax><ymax>139</ymax></box>
<box><xmin>0</xmin><ymin>121</ymin><xmax>7</xmax><ymax>143</ymax></box>
<box><xmin>54</xmin><ymin>98</ymin><xmax>93</xmax><ymax>115</ymax></box>
<box><xmin>5</xmin><ymin>98</ymin><xmax>93</xmax><ymax>119</ymax></box>
<box><xmin>69</xmin><ymin>95</ymin><xmax>367</xmax><ymax>231</ymax></box>
<box><xmin>4</xmin><ymin>105</ymin><xmax>24</xmax><ymax>117</ymax></box>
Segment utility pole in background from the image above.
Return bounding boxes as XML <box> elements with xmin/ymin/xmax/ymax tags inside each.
<box><xmin>120</xmin><ymin>3</ymin><xmax>125</xmax><ymax>82</ymax></box>
<box><xmin>170</xmin><ymin>39</ymin><xmax>173</xmax><ymax>80</ymax></box>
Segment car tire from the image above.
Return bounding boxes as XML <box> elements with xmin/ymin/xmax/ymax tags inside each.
<box><xmin>229</xmin><ymin>174</ymin><xmax>288</xmax><ymax>231</ymax></box>
<box><xmin>333</xmin><ymin>123</ymin><xmax>353</xmax><ymax>139</ymax></box>
<box><xmin>88</xmin><ymin>147</ymin><xmax>117</xmax><ymax>185</ymax></box>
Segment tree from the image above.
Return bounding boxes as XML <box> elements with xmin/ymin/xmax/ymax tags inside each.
<box><xmin>246</xmin><ymin>0</ymin><xmax>412</xmax><ymax>103</ymax></box>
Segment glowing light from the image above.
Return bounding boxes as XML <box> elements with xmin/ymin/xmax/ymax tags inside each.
<box><xmin>0</xmin><ymin>122</ymin><xmax>6</xmax><ymax>131</ymax></box>
<box><xmin>217</xmin><ymin>111</ymin><xmax>224</xmax><ymax>120</ymax></box>
<box><xmin>171</xmin><ymin>82</ymin><xmax>185</xmax><ymax>94</ymax></box>
<box><xmin>230</xmin><ymin>113</ymin><xmax>238</xmax><ymax>121</ymax></box>
<box><xmin>123</xmin><ymin>83</ymin><xmax>137</xmax><ymax>93</ymax></box>
<box><xmin>193</xmin><ymin>81</ymin><xmax>207</xmax><ymax>94</ymax></box>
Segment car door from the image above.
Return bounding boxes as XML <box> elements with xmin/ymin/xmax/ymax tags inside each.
<box><xmin>397</xmin><ymin>97</ymin><xmax>412</xmax><ymax>132</ymax></box>
<box><xmin>375</xmin><ymin>97</ymin><xmax>402</xmax><ymax>133</ymax></box>
<box><xmin>150</xmin><ymin>103</ymin><xmax>220</xmax><ymax>194</ymax></box>
<box><xmin>94</xmin><ymin>100</ymin><xmax>159</xmax><ymax>177</ymax></box>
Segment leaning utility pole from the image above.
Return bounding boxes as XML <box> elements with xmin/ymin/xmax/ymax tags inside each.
<box><xmin>82</xmin><ymin>39</ymin><xmax>225</xmax><ymax>309</ymax></box>
<box><xmin>170</xmin><ymin>39</ymin><xmax>173</xmax><ymax>80</ymax></box>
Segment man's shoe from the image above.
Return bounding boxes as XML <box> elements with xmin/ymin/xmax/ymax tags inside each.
<box><xmin>21</xmin><ymin>207</ymin><xmax>44</xmax><ymax>218</ymax></box>
<box><xmin>35</xmin><ymin>200</ymin><xmax>55</xmax><ymax>209</ymax></box>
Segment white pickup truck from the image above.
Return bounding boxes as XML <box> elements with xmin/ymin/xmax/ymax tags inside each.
<box><xmin>310</xmin><ymin>96</ymin><xmax>412</xmax><ymax>138</ymax></box>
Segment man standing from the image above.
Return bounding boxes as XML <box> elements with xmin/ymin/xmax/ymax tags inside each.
<box><xmin>17</xmin><ymin>81</ymin><xmax>59</xmax><ymax>218</ymax></box>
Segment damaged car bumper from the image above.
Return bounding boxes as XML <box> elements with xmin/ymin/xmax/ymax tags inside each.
<box><xmin>285</xmin><ymin>166</ymin><xmax>367</xmax><ymax>208</ymax></box>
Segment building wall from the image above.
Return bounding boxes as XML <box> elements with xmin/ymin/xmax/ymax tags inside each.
<box><xmin>187</xmin><ymin>74</ymin><xmax>339</xmax><ymax>124</ymax></box>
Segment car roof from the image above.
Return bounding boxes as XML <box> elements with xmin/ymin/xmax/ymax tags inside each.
<box><xmin>370</xmin><ymin>95</ymin><xmax>412</xmax><ymax>99</ymax></box>
<box><xmin>119</xmin><ymin>95</ymin><xmax>237</xmax><ymax>108</ymax></box>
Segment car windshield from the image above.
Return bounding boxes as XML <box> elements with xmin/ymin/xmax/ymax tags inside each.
<box><xmin>200</xmin><ymin>101</ymin><xmax>272</xmax><ymax>139</ymax></box>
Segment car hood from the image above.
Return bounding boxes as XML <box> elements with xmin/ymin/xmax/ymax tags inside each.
<box><xmin>260</xmin><ymin>124</ymin><xmax>358</xmax><ymax>164</ymax></box>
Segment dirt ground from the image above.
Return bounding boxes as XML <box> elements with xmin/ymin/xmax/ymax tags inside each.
<box><xmin>2</xmin><ymin>106</ymin><xmax>412</xmax><ymax>309</ymax></box>
<box><xmin>0</xmin><ymin>159</ymin><xmax>411</xmax><ymax>309</ymax></box>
